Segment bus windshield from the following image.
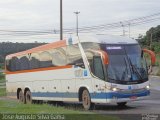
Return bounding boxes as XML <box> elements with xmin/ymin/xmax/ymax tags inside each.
<box><xmin>100</xmin><ymin>44</ymin><xmax>148</xmax><ymax>84</ymax></box>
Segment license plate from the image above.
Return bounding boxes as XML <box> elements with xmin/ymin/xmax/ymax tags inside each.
<box><xmin>128</xmin><ymin>85</ymin><xmax>139</xmax><ymax>90</ymax></box>
<box><xmin>132</xmin><ymin>85</ymin><xmax>139</xmax><ymax>89</ymax></box>
<box><xmin>130</xmin><ymin>96</ymin><xmax>137</xmax><ymax>100</ymax></box>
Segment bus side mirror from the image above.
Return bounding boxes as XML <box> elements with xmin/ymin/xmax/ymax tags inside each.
<box><xmin>92</xmin><ymin>56</ymin><xmax>105</xmax><ymax>80</ymax></box>
<box><xmin>143</xmin><ymin>49</ymin><xmax>156</xmax><ymax>66</ymax></box>
<box><xmin>142</xmin><ymin>49</ymin><xmax>156</xmax><ymax>74</ymax></box>
<box><xmin>95</xmin><ymin>50</ymin><xmax>109</xmax><ymax>65</ymax></box>
<box><xmin>88</xmin><ymin>49</ymin><xmax>109</xmax><ymax>65</ymax></box>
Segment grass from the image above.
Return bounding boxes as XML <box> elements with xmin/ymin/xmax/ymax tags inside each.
<box><xmin>0</xmin><ymin>88</ymin><xmax>6</xmax><ymax>97</ymax></box>
<box><xmin>0</xmin><ymin>100</ymin><xmax>120</xmax><ymax>120</ymax></box>
<box><xmin>0</xmin><ymin>72</ymin><xmax>5</xmax><ymax>82</ymax></box>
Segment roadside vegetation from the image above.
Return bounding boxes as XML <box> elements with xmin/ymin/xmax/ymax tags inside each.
<box><xmin>0</xmin><ymin>72</ymin><xmax>5</xmax><ymax>82</ymax></box>
<box><xmin>156</xmin><ymin>54</ymin><xmax>160</xmax><ymax>76</ymax></box>
<box><xmin>0</xmin><ymin>100</ymin><xmax>119</xmax><ymax>120</ymax></box>
<box><xmin>0</xmin><ymin>88</ymin><xmax>6</xmax><ymax>97</ymax></box>
<box><xmin>138</xmin><ymin>25</ymin><xmax>160</xmax><ymax>76</ymax></box>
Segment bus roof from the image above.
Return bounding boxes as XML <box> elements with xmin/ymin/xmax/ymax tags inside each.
<box><xmin>77</xmin><ymin>34</ymin><xmax>138</xmax><ymax>44</ymax></box>
<box><xmin>6</xmin><ymin>34</ymin><xmax>138</xmax><ymax>58</ymax></box>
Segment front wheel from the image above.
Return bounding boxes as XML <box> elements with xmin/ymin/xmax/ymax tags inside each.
<box><xmin>117</xmin><ymin>102</ymin><xmax>127</xmax><ymax>107</ymax></box>
<box><xmin>82</xmin><ymin>89</ymin><xmax>94</xmax><ymax>110</ymax></box>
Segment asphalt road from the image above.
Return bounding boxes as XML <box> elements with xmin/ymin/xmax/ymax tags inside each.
<box><xmin>94</xmin><ymin>76</ymin><xmax>160</xmax><ymax>120</ymax></box>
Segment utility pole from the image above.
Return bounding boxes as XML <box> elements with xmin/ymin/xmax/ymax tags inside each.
<box><xmin>60</xmin><ymin>0</ymin><xmax>63</xmax><ymax>40</ymax></box>
<box><xmin>74</xmin><ymin>11</ymin><xmax>80</xmax><ymax>36</ymax></box>
<box><xmin>120</xmin><ymin>22</ymin><xmax>125</xmax><ymax>36</ymax></box>
<box><xmin>128</xmin><ymin>23</ymin><xmax>131</xmax><ymax>38</ymax></box>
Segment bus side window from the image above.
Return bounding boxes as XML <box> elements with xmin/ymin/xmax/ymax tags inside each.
<box><xmin>67</xmin><ymin>44</ymin><xmax>84</xmax><ymax>68</ymax></box>
<box><xmin>85</xmin><ymin>51</ymin><xmax>95</xmax><ymax>72</ymax></box>
<box><xmin>6</xmin><ymin>57</ymin><xmax>20</xmax><ymax>71</ymax></box>
<box><xmin>39</xmin><ymin>51</ymin><xmax>53</xmax><ymax>68</ymax></box>
<box><xmin>20</xmin><ymin>56</ymin><xmax>30</xmax><ymax>70</ymax></box>
<box><xmin>6</xmin><ymin>59</ymin><xmax>10</xmax><ymax>71</ymax></box>
<box><xmin>6</xmin><ymin>58</ymin><xmax>13</xmax><ymax>71</ymax></box>
<box><xmin>51</xmin><ymin>47</ymin><xmax>67</xmax><ymax>67</ymax></box>
<box><xmin>30</xmin><ymin>53</ymin><xmax>40</xmax><ymax>69</ymax></box>
<box><xmin>10</xmin><ymin>57</ymin><xmax>20</xmax><ymax>71</ymax></box>
<box><xmin>93</xmin><ymin>56</ymin><xmax>105</xmax><ymax>80</ymax></box>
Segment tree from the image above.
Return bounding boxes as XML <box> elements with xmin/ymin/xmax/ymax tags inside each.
<box><xmin>138</xmin><ymin>25</ymin><xmax>160</xmax><ymax>53</ymax></box>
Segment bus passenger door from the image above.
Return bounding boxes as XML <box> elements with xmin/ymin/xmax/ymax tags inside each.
<box><xmin>92</xmin><ymin>56</ymin><xmax>107</xmax><ymax>103</ymax></box>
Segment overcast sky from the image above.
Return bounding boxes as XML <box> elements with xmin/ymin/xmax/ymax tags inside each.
<box><xmin>0</xmin><ymin>0</ymin><xmax>160</xmax><ymax>42</ymax></box>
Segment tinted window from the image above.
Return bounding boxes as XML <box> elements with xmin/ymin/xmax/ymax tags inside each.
<box><xmin>6</xmin><ymin>47</ymin><xmax>68</xmax><ymax>71</ymax></box>
<box><xmin>19</xmin><ymin>56</ymin><xmax>30</xmax><ymax>70</ymax></box>
<box><xmin>51</xmin><ymin>47</ymin><xmax>67</xmax><ymax>66</ymax></box>
<box><xmin>93</xmin><ymin>56</ymin><xmax>105</xmax><ymax>80</ymax></box>
<box><xmin>30</xmin><ymin>53</ymin><xmax>40</xmax><ymax>69</ymax></box>
<box><xmin>67</xmin><ymin>44</ymin><xmax>84</xmax><ymax>67</ymax></box>
<box><xmin>10</xmin><ymin>57</ymin><xmax>20</xmax><ymax>71</ymax></box>
<box><xmin>39</xmin><ymin>51</ymin><xmax>52</xmax><ymax>68</ymax></box>
<box><xmin>6</xmin><ymin>59</ymin><xmax>10</xmax><ymax>71</ymax></box>
<box><xmin>82</xmin><ymin>42</ymin><xmax>100</xmax><ymax>72</ymax></box>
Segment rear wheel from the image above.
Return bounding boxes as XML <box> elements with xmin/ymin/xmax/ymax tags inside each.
<box><xmin>25</xmin><ymin>90</ymin><xmax>32</xmax><ymax>104</ymax></box>
<box><xmin>18</xmin><ymin>90</ymin><xmax>24</xmax><ymax>103</ymax></box>
<box><xmin>117</xmin><ymin>102</ymin><xmax>127</xmax><ymax>107</ymax></box>
<box><xmin>82</xmin><ymin>89</ymin><xmax>94</xmax><ymax>110</ymax></box>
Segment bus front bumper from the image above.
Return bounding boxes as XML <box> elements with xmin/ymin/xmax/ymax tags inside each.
<box><xmin>91</xmin><ymin>89</ymin><xmax>150</xmax><ymax>103</ymax></box>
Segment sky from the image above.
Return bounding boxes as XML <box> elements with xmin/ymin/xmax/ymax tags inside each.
<box><xmin>0</xmin><ymin>0</ymin><xmax>160</xmax><ymax>43</ymax></box>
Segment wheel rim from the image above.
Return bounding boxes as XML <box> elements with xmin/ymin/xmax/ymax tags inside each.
<box><xmin>82</xmin><ymin>90</ymin><xmax>90</xmax><ymax>109</ymax></box>
<box><xmin>26</xmin><ymin>91</ymin><xmax>32</xmax><ymax>104</ymax></box>
<box><xmin>19</xmin><ymin>91</ymin><xmax>23</xmax><ymax>102</ymax></box>
<box><xmin>27</xmin><ymin>94</ymin><xmax>30</xmax><ymax>102</ymax></box>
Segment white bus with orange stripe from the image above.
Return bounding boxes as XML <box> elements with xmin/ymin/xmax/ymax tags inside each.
<box><xmin>5</xmin><ymin>35</ymin><xmax>153</xmax><ymax>110</ymax></box>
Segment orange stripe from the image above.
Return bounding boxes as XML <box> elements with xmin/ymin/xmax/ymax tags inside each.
<box><xmin>7</xmin><ymin>40</ymin><xmax>66</xmax><ymax>58</ymax></box>
<box><xmin>5</xmin><ymin>65</ymin><xmax>72</xmax><ymax>75</ymax></box>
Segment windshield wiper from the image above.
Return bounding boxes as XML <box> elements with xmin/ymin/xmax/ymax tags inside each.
<box><xmin>123</xmin><ymin>57</ymin><xmax>132</xmax><ymax>80</ymax></box>
<box><xmin>128</xmin><ymin>57</ymin><xmax>143</xmax><ymax>80</ymax></box>
<box><xmin>123</xmin><ymin>47</ymin><xmax>143</xmax><ymax>80</ymax></box>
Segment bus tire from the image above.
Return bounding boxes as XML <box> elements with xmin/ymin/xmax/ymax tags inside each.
<box><xmin>18</xmin><ymin>90</ymin><xmax>24</xmax><ymax>103</ymax></box>
<box><xmin>82</xmin><ymin>89</ymin><xmax>94</xmax><ymax>110</ymax></box>
<box><xmin>25</xmin><ymin>90</ymin><xmax>32</xmax><ymax>104</ymax></box>
<box><xmin>117</xmin><ymin>102</ymin><xmax>127</xmax><ymax>107</ymax></box>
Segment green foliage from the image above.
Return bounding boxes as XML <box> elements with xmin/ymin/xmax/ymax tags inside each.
<box><xmin>151</xmin><ymin>42</ymin><xmax>160</xmax><ymax>53</ymax></box>
<box><xmin>0</xmin><ymin>100</ymin><xmax>119</xmax><ymax>120</ymax></box>
<box><xmin>138</xmin><ymin>25</ymin><xmax>160</xmax><ymax>53</ymax></box>
<box><xmin>0</xmin><ymin>64</ymin><xmax>4</xmax><ymax>69</ymax></box>
<box><xmin>156</xmin><ymin>54</ymin><xmax>160</xmax><ymax>76</ymax></box>
<box><xmin>0</xmin><ymin>72</ymin><xmax>5</xmax><ymax>81</ymax></box>
<box><xmin>0</xmin><ymin>88</ymin><xmax>6</xmax><ymax>97</ymax></box>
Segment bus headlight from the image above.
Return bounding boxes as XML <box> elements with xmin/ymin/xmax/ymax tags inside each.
<box><xmin>112</xmin><ymin>87</ymin><xmax>117</xmax><ymax>92</ymax></box>
<box><xmin>146</xmin><ymin>85</ymin><xmax>150</xmax><ymax>90</ymax></box>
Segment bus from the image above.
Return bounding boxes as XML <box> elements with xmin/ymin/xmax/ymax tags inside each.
<box><xmin>5</xmin><ymin>35</ymin><xmax>152</xmax><ymax>110</ymax></box>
